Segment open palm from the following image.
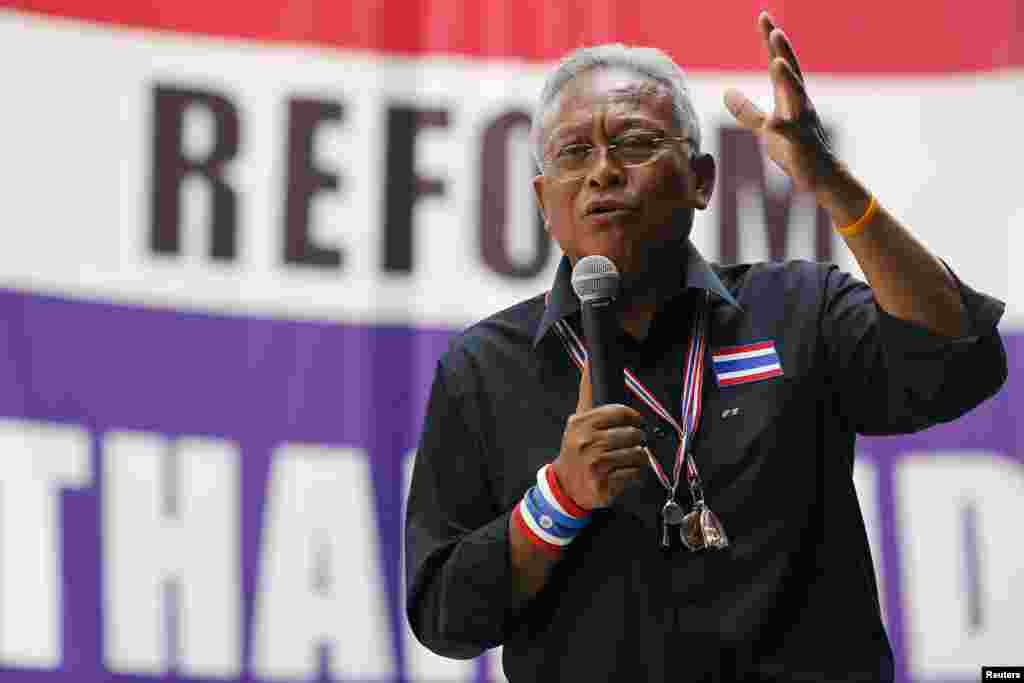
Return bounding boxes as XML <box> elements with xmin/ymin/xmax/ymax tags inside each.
<box><xmin>724</xmin><ymin>12</ymin><xmax>838</xmax><ymax>195</ymax></box>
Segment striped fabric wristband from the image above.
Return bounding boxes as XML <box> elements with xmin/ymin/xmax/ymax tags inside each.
<box><xmin>514</xmin><ymin>464</ymin><xmax>592</xmax><ymax>554</ymax></box>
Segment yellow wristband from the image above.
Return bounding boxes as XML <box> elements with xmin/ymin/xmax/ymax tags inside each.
<box><xmin>836</xmin><ymin>195</ymin><xmax>879</xmax><ymax>238</ymax></box>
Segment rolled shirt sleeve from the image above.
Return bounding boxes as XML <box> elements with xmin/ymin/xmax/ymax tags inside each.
<box><xmin>405</xmin><ymin>354</ymin><xmax>532</xmax><ymax>658</ymax></box>
<box><xmin>820</xmin><ymin>262</ymin><xmax>1007</xmax><ymax>435</ymax></box>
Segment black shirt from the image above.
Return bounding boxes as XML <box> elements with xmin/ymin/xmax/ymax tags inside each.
<box><xmin>405</xmin><ymin>240</ymin><xmax>1006</xmax><ymax>682</ymax></box>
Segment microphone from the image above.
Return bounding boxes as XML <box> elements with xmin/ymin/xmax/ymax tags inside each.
<box><xmin>571</xmin><ymin>255</ymin><xmax>624</xmax><ymax>406</ymax></box>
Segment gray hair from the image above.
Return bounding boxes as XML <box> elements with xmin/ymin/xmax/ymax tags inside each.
<box><xmin>529</xmin><ymin>44</ymin><xmax>702</xmax><ymax>171</ymax></box>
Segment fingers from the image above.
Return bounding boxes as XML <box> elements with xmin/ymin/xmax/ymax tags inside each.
<box><xmin>604</xmin><ymin>444</ymin><xmax>651</xmax><ymax>470</ymax></box>
<box><xmin>729</xmin><ymin>59</ymin><xmax>802</xmax><ymax>127</ymax></box>
<box><xmin>584</xmin><ymin>403</ymin><xmax>647</xmax><ymax>430</ymax></box>
<box><xmin>770</xmin><ymin>57</ymin><xmax>811</xmax><ymax>121</ymax></box>
<box><xmin>596</xmin><ymin>425</ymin><xmax>647</xmax><ymax>451</ymax></box>
<box><xmin>599</xmin><ymin>445</ymin><xmax>650</xmax><ymax>497</ymax></box>
<box><xmin>770</xmin><ymin>28</ymin><xmax>804</xmax><ymax>83</ymax></box>
<box><xmin>595</xmin><ymin>444</ymin><xmax>650</xmax><ymax>478</ymax></box>
<box><xmin>724</xmin><ymin>88</ymin><xmax>766</xmax><ymax>131</ymax></box>
<box><xmin>606</xmin><ymin>465</ymin><xmax>647</xmax><ymax>495</ymax></box>
<box><xmin>576</xmin><ymin>360</ymin><xmax>592</xmax><ymax>414</ymax></box>
<box><xmin>757</xmin><ymin>9</ymin><xmax>802</xmax><ymax>118</ymax></box>
<box><xmin>770</xmin><ymin>57</ymin><xmax>805</xmax><ymax>121</ymax></box>
<box><xmin>757</xmin><ymin>9</ymin><xmax>802</xmax><ymax>112</ymax></box>
<box><xmin>556</xmin><ymin>424</ymin><xmax>649</xmax><ymax>508</ymax></box>
<box><xmin>759</xmin><ymin>11</ymin><xmax>777</xmax><ymax>60</ymax></box>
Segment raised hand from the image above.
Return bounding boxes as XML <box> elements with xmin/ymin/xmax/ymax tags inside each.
<box><xmin>551</xmin><ymin>362</ymin><xmax>649</xmax><ymax>509</ymax></box>
<box><xmin>723</xmin><ymin>11</ymin><xmax>839</xmax><ymax>195</ymax></box>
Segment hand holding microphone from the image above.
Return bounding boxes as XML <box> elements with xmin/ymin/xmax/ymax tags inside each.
<box><xmin>551</xmin><ymin>256</ymin><xmax>648</xmax><ymax>509</ymax></box>
<box><xmin>570</xmin><ymin>254</ymin><xmax>624</xmax><ymax>406</ymax></box>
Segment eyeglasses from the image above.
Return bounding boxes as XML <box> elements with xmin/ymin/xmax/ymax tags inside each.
<box><xmin>544</xmin><ymin>134</ymin><xmax>695</xmax><ymax>182</ymax></box>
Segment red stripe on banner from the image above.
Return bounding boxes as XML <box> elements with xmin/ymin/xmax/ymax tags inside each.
<box><xmin>7</xmin><ymin>1</ymin><xmax>1022</xmax><ymax>72</ymax></box>
<box><xmin>713</xmin><ymin>341</ymin><xmax>775</xmax><ymax>357</ymax></box>
<box><xmin>718</xmin><ymin>368</ymin><xmax>784</xmax><ymax>386</ymax></box>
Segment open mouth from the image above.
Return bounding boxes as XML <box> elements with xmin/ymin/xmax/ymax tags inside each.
<box><xmin>587</xmin><ymin>200</ymin><xmax>635</xmax><ymax>214</ymax></box>
<box><xmin>588</xmin><ymin>207</ymin><xmax>633</xmax><ymax>217</ymax></box>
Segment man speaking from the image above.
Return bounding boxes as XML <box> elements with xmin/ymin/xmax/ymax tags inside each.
<box><xmin>404</xmin><ymin>11</ymin><xmax>1007</xmax><ymax>682</ymax></box>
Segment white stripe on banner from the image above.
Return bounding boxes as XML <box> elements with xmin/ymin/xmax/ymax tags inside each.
<box><xmin>0</xmin><ymin>12</ymin><xmax>1021</xmax><ymax>328</ymax></box>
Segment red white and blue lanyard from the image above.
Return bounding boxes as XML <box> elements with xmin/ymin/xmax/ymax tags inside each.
<box><xmin>549</xmin><ymin>290</ymin><xmax>711</xmax><ymax>511</ymax></box>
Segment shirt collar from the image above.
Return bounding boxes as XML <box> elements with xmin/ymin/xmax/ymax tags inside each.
<box><xmin>533</xmin><ymin>239</ymin><xmax>740</xmax><ymax>347</ymax></box>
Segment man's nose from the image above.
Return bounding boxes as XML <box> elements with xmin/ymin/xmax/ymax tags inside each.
<box><xmin>586</xmin><ymin>147</ymin><xmax>625</xmax><ymax>188</ymax></box>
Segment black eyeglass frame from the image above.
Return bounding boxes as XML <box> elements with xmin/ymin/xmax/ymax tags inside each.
<box><xmin>543</xmin><ymin>135</ymin><xmax>696</xmax><ymax>183</ymax></box>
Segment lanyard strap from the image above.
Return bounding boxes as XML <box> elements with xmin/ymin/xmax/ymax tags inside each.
<box><xmin>549</xmin><ymin>291</ymin><xmax>710</xmax><ymax>504</ymax></box>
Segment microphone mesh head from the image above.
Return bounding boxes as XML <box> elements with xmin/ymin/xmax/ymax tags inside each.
<box><xmin>571</xmin><ymin>255</ymin><xmax>620</xmax><ymax>303</ymax></box>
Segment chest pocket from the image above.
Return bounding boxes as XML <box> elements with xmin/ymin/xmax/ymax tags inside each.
<box><xmin>690</xmin><ymin>370</ymin><xmax>805</xmax><ymax>491</ymax></box>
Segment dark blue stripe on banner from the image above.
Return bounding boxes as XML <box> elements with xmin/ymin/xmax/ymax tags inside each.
<box><xmin>712</xmin><ymin>354</ymin><xmax>780</xmax><ymax>375</ymax></box>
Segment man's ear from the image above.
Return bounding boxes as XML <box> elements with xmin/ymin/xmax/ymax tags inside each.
<box><xmin>532</xmin><ymin>174</ymin><xmax>549</xmax><ymax>230</ymax></box>
<box><xmin>691</xmin><ymin>153</ymin><xmax>716</xmax><ymax>210</ymax></box>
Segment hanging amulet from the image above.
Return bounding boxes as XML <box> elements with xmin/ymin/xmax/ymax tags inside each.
<box><xmin>700</xmin><ymin>505</ymin><xmax>730</xmax><ymax>549</ymax></box>
<box><xmin>681</xmin><ymin>508</ymin><xmax>705</xmax><ymax>551</ymax></box>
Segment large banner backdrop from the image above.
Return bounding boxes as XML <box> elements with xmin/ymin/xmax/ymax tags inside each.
<box><xmin>1</xmin><ymin>2</ymin><xmax>1021</xmax><ymax>681</ymax></box>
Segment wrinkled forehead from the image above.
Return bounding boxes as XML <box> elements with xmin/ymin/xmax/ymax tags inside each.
<box><xmin>543</xmin><ymin>67</ymin><xmax>677</xmax><ymax>140</ymax></box>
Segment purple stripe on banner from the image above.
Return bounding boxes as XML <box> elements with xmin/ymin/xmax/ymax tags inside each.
<box><xmin>0</xmin><ymin>288</ymin><xmax>456</xmax><ymax>683</ymax></box>
<box><xmin>0</xmin><ymin>287</ymin><xmax>1020</xmax><ymax>683</ymax></box>
<box><xmin>858</xmin><ymin>341</ymin><xmax>1018</xmax><ymax>683</ymax></box>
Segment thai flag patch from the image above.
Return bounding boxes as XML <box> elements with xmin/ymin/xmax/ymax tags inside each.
<box><xmin>712</xmin><ymin>340</ymin><xmax>784</xmax><ymax>386</ymax></box>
